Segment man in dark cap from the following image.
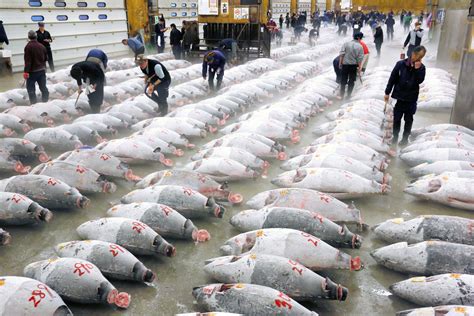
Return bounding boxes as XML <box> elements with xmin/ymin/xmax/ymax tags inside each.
<box><xmin>202</xmin><ymin>50</ymin><xmax>226</xmax><ymax>91</ymax></box>
<box><xmin>136</xmin><ymin>54</ymin><xmax>171</xmax><ymax>115</ymax></box>
<box><xmin>338</xmin><ymin>32</ymin><xmax>364</xmax><ymax>99</ymax></box>
<box><xmin>24</xmin><ymin>30</ymin><xmax>49</xmax><ymax>104</ymax></box>
<box><xmin>86</xmin><ymin>48</ymin><xmax>108</xmax><ymax>71</ymax></box>
<box><xmin>70</xmin><ymin>60</ymin><xmax>105</xmax><ymax>113</ymax></box>
<box><xmin>36</xmin><ymin>22</ymin><xmax>54</xmax><ymax>72</ymax></box>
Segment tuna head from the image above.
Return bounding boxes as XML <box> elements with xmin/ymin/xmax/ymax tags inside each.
<box><xmin>370</xmin><ymin>242</ymin><xmax>423</xmax><ymax>274</ymax></box>
<box><xmin>373</xmin><ymin>217</ymin><xmax>424</xmax><ymax>244</ymax></box>
<box><xmin>271</xmin><ymin>169</ymin><xmax>306</xmax><ymax>187</ymax></box>
<box><xmin>219</xmin><ymin>232</ymin><xmax>256</xmax><ymax>255</ymax></box>
<box><xmin>404</xmin><ymin>177</ymin><xmax>442</xmax><ymax>197</ymax></box>
<box><xmin>229</xmin><ymin>209</ymin><xmax>266</xmax><ymax>232</ymax></box>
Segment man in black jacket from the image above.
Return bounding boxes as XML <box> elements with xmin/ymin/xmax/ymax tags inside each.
<box><xmin>36</xmin><ymin>22</ymin><xmax>54</xmax><ymax>72</ymax></box>
<box><xmin>384</xmin><ymin>45</ymin><xmax>426</xmax><ymax>146</ymax></box>
<box><xmin>70</xmin><ymin>61</ymin><xmax>105</xmax><ymax>113</ymax></box>
<box><xmin>137</xmin><ymin>54</ymin><xmax>171</xmax><ymax>115</ymax></box>
<box><xmin>385</xmin><ymin>14</ymin><xmax>395</xmax><ymax>41</ymax></box>
<box><xmin>0</xmin><ymin>20</ymin><xmax>9</xmax><ymax>47</ymax></box>
<box><xmin>373</xmin><ymin>23</ymin><xmax>383</xmax><ymax>57</ymax></box>
<box><xmin>169</xmin><ymin>24</ymin><xmax>182</xmax><ymax>59</ymax></box>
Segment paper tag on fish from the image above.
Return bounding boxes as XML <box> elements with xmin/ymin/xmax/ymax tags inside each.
<box><xmin>410</xmin><ymin>276</ymin><xmax>426</xmax><ymax>282</ymax></box>
<box><xmin>391</xmin><ymin>218</ymin><xmax>404</xmax><ymax>224</ymax></box>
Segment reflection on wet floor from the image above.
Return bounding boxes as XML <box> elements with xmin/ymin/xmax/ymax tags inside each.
<box><xmin>0</xmin><ymin>24</ymin><xmax>465</xmax><ymax>316</ymax></box>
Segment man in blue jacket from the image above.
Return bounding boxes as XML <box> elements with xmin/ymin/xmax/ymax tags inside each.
<box><xmin>122</xmin><ymin>36</ymin><xmax>144</xmax><ymax>60</ymax></box>
<box><xmin>202</xmin><ymin>50</ymin><xmax>226</xmax><ymax>91</ymax></box>
<box><xmin>86</xmin><ymin>48</ymin><xmax>108</xmax><ymax>71</ymax></box>
<box><xmin>384</xmin><ymin>45</ymin><xmax>426</xmax><ymax>146</ymax></box>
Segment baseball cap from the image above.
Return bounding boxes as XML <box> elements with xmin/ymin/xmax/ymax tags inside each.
<box><xmin>38</xmin><ymin>22</ymin><xmax>45</xmax><ymax>26</ymax></box>
<box><xmin>135</xmin><ymin>54</ymin><xmax>147</xmax><ymax>64</ymax></box>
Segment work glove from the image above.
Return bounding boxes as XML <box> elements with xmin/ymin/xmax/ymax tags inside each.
<box><xmin>23</xmin><ymin>72</ymin><xmax>29</xmax><ymax>79</ymax></box>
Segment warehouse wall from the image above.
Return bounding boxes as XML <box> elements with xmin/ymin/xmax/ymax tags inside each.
<box><xmin>437</xmin><ymin>9</ymin><xmax>469</xmax><ymax>65</ymax></box>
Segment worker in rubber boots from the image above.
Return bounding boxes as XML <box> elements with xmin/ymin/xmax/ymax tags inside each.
<box><xmin>70</xmin><ymin>60</ymin><xmax>105</xmax><ymax>113</ymax></box>
<box><xmin>137</xmin><ymin>54</ymin><xmax>171</xmax><ymax>116</ymax></box>
<box><xmin>202</xmin><ymin>50</ymin><xmax>226</xmax><ymax>92</ymax></box>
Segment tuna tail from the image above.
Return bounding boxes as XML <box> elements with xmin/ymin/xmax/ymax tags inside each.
<box><xmin>0</xmin><ymin>229</ymin><xmax>11</xmax><ymax>245</ymax></box>
<box><xmin>152</xmin><ymin>235</ymin><xmax>176</xmax><ymax>257</ymax></box>
<box><xmin>132</xmin><ymin>261</ymin><xmax>156</xmax><ymax>283</ymax></box>
<box><xmin>206</xmin><ymin>197</ymin><xmax>225</xmax><ymax>218</ymax></box>
<box><xmin>325</xmin><ymin>277</ymin><xmax>348</xmax><ymax>301</ymax></box>
<box><xmin>30</xmin><ymin>203</ymin><xmax>53</xmax><ymax>223</ymax></box>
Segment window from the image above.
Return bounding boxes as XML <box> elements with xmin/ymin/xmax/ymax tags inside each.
<box><xmin>77</xmin><ymin>1</ymin><xmax>87</xmax><ymax>7</ymax></box>
<box><xmin>191</xmin><ymin>12</ymin><xmax>197</xmax><ymax>16</ymax></box>
<box><xmin>171</xmin><ymin>12</ymin><xmax>177</xmax><ymax>17</ymax></box>
<box><xmin>79</xmin><ymin>14</ymin><xmax>89</xmax><ymax>20</ymax></box>
<box><xmin>181</xmin><ymin>3</ymin><xmax>186</xmax><ymax>7</ymax></box>
<box><xmin>57</xmin><ymin>15</ymin><xmax>68</xmax><ymax>21</ymax></box>
<box><xmin>170</xmin><ymin>3</ymin><xmax>176</xmax><ymax>7</ymax></box>
<box><xmin>98</xmin><ymin>14</ymin><xmax>107</xmax><ymax>19</ymax></box>
<box><xmin>54</xmin><ymin>1</ymin><xmax>66</xmax><ymax>7</ymax></box>
<box><xmin>97</xmin><ymin>1</ymin><xmax>106</xmax><ymax>7</ymax></box>
<box><xmin>191</xmin><ymin>3</ymin><xmax>197</xmax><ymax>8</ymax></box>
<box><xmin>181</xmin><ymin>12</ymin><xmax>187</xmax><ymax>16</ymax></box>
<box><xmin>28</xmin><ymin>1</ymin><xmax>42</xmax><ymax>7</ymax></box>
<box><xmin>31</xmin><ymin>15</ymin><xmax>45</xmax><ymax>21</ymax></box>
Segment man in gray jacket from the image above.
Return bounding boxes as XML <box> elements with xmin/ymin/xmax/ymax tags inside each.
<box><xmin>403</xmin><ymin>21</ymin><xmax>424</xmax><ymax>58</ymax></box>
<box><xmin>338</xmin><ymin>32</ymin><xmax>364</xmax><ymax>99</ymax></box>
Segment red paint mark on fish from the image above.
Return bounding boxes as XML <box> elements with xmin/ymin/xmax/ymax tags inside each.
<box><xmin>76</xmin><ymin>165</ymin><xmax>86</xmax><ymax>174</ymax></box>
<box><xmin>29</xmin><ymin>284</ymin><xmax>54</xmax><ymax>307</ymax></box>
<box><xmin>160</xmin><ymin>205</ymin><xmax>173</xmax><ymax>216</ymax></box>
<box><xmin>131</xmin><ymin>221</ymin><xmax>147</xmax><ymax>234</ymax></box>
<box><xmin>183</xmin><ymin>187</ymin><xmax>194</xmax><ymax>196</ymax></box>
<box><xmin>11</xmin><ymin>194</ymin><xmax>26</xmax><ymax>204</ymax></box>
<box><xmin>109</xmin><ymin>244</ymin><xmax>125</xmax><ymax>257</ymax></box>
<box><xmin>288</xmin><ymin>260</ymin><xmax>303</xmax><ymax>275</ymax></box>
<box><xmin>100</xmin><ymin>154</ymin><xmax>110</xmax><ymax>161</ymax></box>
<box><xmin>275</xmin><ymin>292</ymin><xmax>293</xmax><ymax>309</ymax></box>
<box><xmin>47</xmin><ymin>178</ymin><xmax>57</xmax><ymax>186</ymax></box>
<box><xmin>73</xmin><ymin>262</ymin><xmax>94</xmax><ymax>276</ymax></box>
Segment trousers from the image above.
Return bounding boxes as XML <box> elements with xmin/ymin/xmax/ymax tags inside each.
<box><xmin>26</xmin><ymin>70</ymin><xmax>49</xmax><ymax>104</ymax></box>
<box><xmin>88</xmin><ymin>82</ymin><xmax>104</xmax><ymax>113</ymax></box>
<box><xmin>208</xmin><ymin>67</ymin><xmax>224</xmax><ymax>91</ymax></box>
<box><xmin>46</xmin><ymin>47</ymin><xmax>54</xmax><ymax>72</ymax></box>
<box><xmin>145</xmin><ymin>83</ymin><xmax>169</xmax><ymax>115</ymax></box>
<box><xmin>393</xmin><ymin>100</ymin><xmax>417</xmax><ymax>141</ymax></box>
<box><xmin>340</xmin><ymin>64</ymin><xmax>358</xmax><ymax>99</ymax></box>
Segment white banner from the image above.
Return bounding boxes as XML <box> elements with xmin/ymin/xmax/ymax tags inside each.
<box><xmin>198</xmin><ymin>0</ymin><xmax>218</xmax><ymax>15</ymax></box>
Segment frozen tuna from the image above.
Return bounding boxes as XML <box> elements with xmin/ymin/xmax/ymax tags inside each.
<box><xmin>24</xmin><ymin>127</ymin><xmax>83</xmax><ymax>152</ymax></box>
<box><xmin>220</xmin><ymin>228</ymin><xmax>362</xmax><ymax>271</ymax></box>
<box><xmin>373</xmin><ymin>215</ymin><xmax>474</xmax><ymax>245</ymax></box>
<box><xmin>396</xmin><ymin>305</ymin><xmax>474</xmax><ymax>316</ymax></box>
<box><xmin>371</xmin><ymin>241</ymin><xmax>474</xmax><ymax>275</ymax></box>
<box><xmin>55</xmin><ymin>240</ymin><xmax>155</xmax><ymax>283</ymax></box>
<box><xmin>106</xmin><ymin>202</ymin><xmax>210</xmax><ymax>242</ymax></box>
<box><xmin>389</xmin><ymin>273</ymin><xmax>474</xmax><ymax>306</ymax></box>
<box><xmin>0</xmin><ymin>276</ymin><xmax>72</xmax><ymax>315</ymax></box>
<box><xmin>183</xmin><ymin>158</ymin><xmax>259</xmax><ymax>182</ymax></box>
<box><xmin>230</xmin><ymin>207</ymin><xmax>361</xmax><ymax>248</ymax></box>
<box><xmin>204</xmin><ymin>254</ymin><xmax>348</xmax><ymax>301</ymax></box>
<box><xmin>0</xmin><ymin>175</ymin><xmax>89</xmax><ymax>209</ymax></box>
<box><xmin>0</xmin><ymin>228</ymin><xmax>11</xmax><ymax>245</ymax></box>
<box><xmin>192</xmin><ymin>283</ymin><xmax>318</xmax><ymax>315</ymax></box>
<box><xmin>77</xmin><ymin>217</ymin><xmax>176</xmax><ymax>257</ymax></box>
<box><xmin>121</xmin><ymin>185</ymin><xmax>225</xmax><ymax>219</ymax></box>
<box><xmin>0</xmin><ymin>192</ymin><xmax>52</xmax><ymax>225</ymax></box>
<box><xmin>24</xmin><ymin>258</ymin><xmax>130</xmax><ymax>308</ymax></box>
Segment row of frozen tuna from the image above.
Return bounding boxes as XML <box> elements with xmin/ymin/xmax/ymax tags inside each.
<box><xmin>271</xmin><ymin>97</ymin><xmax>393</xmax><ymax>198</ymax></box>
<box><xmin>400</xmin><ymin>123</ymin><xmax>474</xmax><ymax>210</ymax></box>
<box><xmin>0</xmin><ymin>53</ymin><xmax>177</xmax><ymax>109</ymax></box>
<box><xmin>351</xmin><ymin>65</ymin><xmax>457</xmax><ymax>112</ymax></box>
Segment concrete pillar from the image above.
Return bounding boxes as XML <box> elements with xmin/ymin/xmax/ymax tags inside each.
<box><xmin>450</xmin><ymin>6</ymin><xmax>474</xmax><ymax>128</ymax></box>
<box><xmin>436</xmin><ymin>9</ymin><xmax>469</xmax><ymax>67</ymax></box>
<box><xmin>291</xmin><ymin>0</ymin><xmax>298</xmax><ymax>13</ymax></box>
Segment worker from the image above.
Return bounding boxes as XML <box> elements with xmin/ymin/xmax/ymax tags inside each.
<box><xmin>169</xmin><ymin>23</ymin><xmax>182</xmax><ymax>60</ymax></box>
<box><xmin>24</xmin><ymin>30</ymin><xmax>49</xmax><ymax>104</ymax></box>
<box><xmin>85</xmin><ymin>48</ymin><xmax>108</xmax><ymax>71</ymax></box>
<box><xmin>338</xmin><ymin>32</ymin><xmax>364</xmax><ymax>99</ymax></box>
<box><xmin>358</xmin><ymin>34</ymin><xmax>370</xmax><ymax>74</ymax></box>
<box><xmin>309</xmin><ymin>28</ymin><xmax>319</xmax><ymax>46</ymax></box>
<box><xmin>403</xmin><ymin>12</ymin><xmax>412</xmax><ymax>33</ymax></box>
<box><xmin>332</xmin><ymin>55</ymin><xmax>341</xmax><ymax>84</ymax></box>
<box><xmin>36</xmin><ymin>22</ymin><xmax>54</xmax><ymax>72</ymax></box>
<box><xmin>385</xmin><ymin>14</ymin><xmax>395</xmax><ymax>41</ymax></box>
<box><xmin>279</xmin><ymin>14</ymin><xmax>284</xmax><ymax>29</ymax></box>
<box><xmin>285</xmin><ymin>13</ymin><xmax>290</xmax><ymax>28</ymax></box>
<box><xmin>373</xmin><ymin>22</ymin><xmax>384</xmax><ymax>58</ymax></box>
<box><xmin>384</xmin><ymin>46</ymin><xmax>426</xmax><ymax>146</ymax></box>
<box><xmin>218</xmin><ymin>38</ymin><xmax>237</xmax><ymax>64</ymax></box>
<box><xmin>70</xmin><ymin>61</ymin><xmax>105</xmax><ymax>114</ymax></box>
<box><xmin>137</xmin><ymin>54</ymin><xmax>171</xmax><ymax>115</ymax></box>
<box><xmin>202</xmin><ymin>50</ymin><xmax>226</xmax><ymax>92</ymax></box>
<box><xmin>294</xmin><ymin>25</ymin><xmax>307</xmax><ymax>41</ymax></box>
<box><xmin>122</xmin><ymin>36</ymin><xmax>144</xmax><ymax>60</ymax></box>
<box><xmin>155</xmin><ymin>19</ymin><xmax>167</xmax><ymax>54</ymax></box>
<box><xmin>403</xmin><ymin>21</ymin><xmax>424</xmax><ymax>59</ymax></box>
<box><xmin>0</xmin><ymin>20</ymin><xmax>9</xmax><ymax>48</ymax></box>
